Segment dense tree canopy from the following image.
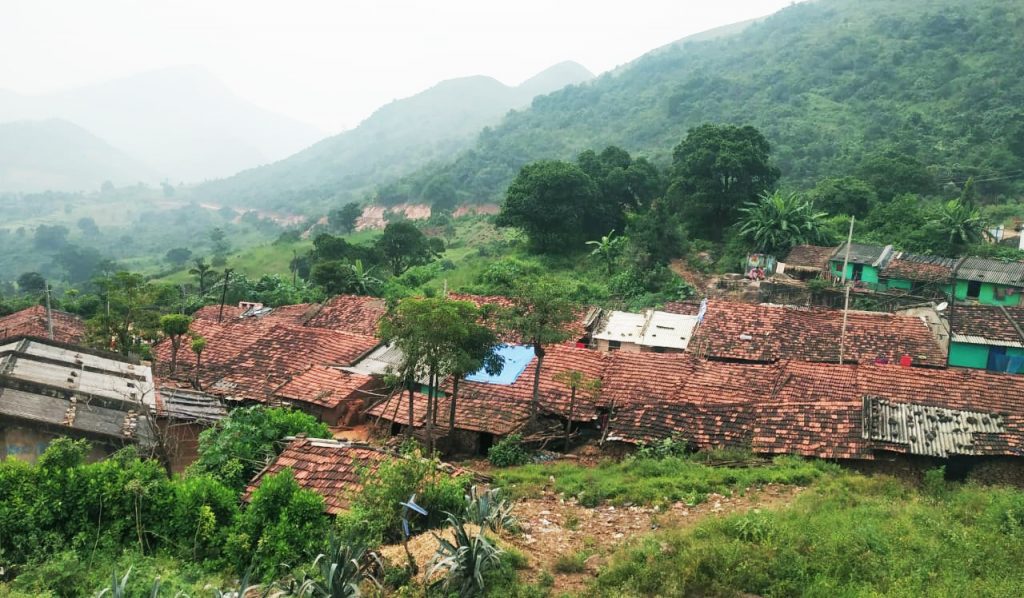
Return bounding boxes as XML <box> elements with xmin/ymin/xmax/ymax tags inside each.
<box><xmin>667</xmin><ymin>124</ymin><xmax>780</xmax><ymax>239</ymax></box>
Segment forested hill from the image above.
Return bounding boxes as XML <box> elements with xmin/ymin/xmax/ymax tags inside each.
<box><xmin>192</xmin><ymin>61</ymin><xmax>593</xmax><ymax>211</ymax></box>
<box><xmin>396</xmin><ymin>0</ymin><xmax>1024</xmax><ymax>205</ymax></box>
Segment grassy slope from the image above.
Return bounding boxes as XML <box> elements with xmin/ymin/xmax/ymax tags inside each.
<box><xmin>592</xmin><ymin>472</ymin><xmax>1024</xmax><ymax>597</ymax></box>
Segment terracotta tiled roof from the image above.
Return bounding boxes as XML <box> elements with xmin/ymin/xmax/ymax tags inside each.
<box><xmin>0</xmin><ymin>306</ymin><xmax>86</xmax><ymax>345</ymax></box>
<box><xmin>881</xmin><ymin>254</ymin><xmax>956</xmax><ymax>283</ymax></box>
<box><xmin>610</xmin><ymin>360</ymin><xmax>1024</xmax><ymax>460</ymax></box>
<box><xmin>367</xmin><ymin>344</ymin><xmax>609</xmax><ymax>433</ymax></box>
<box><xmin>950</xmin><ymin>304</ymin><xmax>1024</xmax><ymax>345</ymax></box>
<box><xmin>243</xmin><ymin>437</ymin><xmax>470</xmax><ymax>515</ymax></box>
<box><xmin>154</xmin><ymin>317</ymin><xmax>378</xmax><ymax>402</ymax></box>
<box><xmin>366</xmin><ymin>391</ymin><xmax>532</xmax><ymax>436</ymax></box>
<box><xmin>274</xmin><ymin>365</ymin><xmax>377</xmax><ymax>409</ymax></box>
<box><xmin>784</xmin><ymin>245</ymin><xmax>835</xmax><ymax>271</ymax></box>
<box><xmin>303</xmin><ymin>295</ymin><xmax>388</xmax><ymax>336</ymax></box>
<box><xmin>242</xmin><ymin>437</ymin><xmax>393</xmax><ymax>515</ymax></box>
<box><xmin>660</xmin><ymin>301</ymin><xmax>702</xmax><ymax>316</ymax></box>
<box><xmin>688</xmin><ymin>300</ymin><xmax>945</xmax><ymax>366</ymax></box>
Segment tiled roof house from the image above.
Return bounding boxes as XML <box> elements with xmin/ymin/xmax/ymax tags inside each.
<box><xmin>948</xmin><ymin>304</ymin><xmax>1024</xmax><ymax>373</ymax></box>
<box><xmin>687</xmin><ymin>300</ymin><xmax>946</xmax><ymax>366</ymax></box>
<box><xmin>0</xmin><ymin>306</ymin><xmax>86</xmax><ymax>345</ymax></box>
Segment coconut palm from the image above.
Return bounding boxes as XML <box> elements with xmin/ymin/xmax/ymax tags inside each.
<box><xmin>738</xmin><ymin>191</ymin><xmax>832</xmax><ymax>256</ymax></box>
<box><xmin>188</xmin><ymin>258</ymin><xmax>216</xmax><ymax>294</ymax></box>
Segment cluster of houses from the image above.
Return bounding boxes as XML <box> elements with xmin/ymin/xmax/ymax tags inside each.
<box><xmin>783</xmin><ymin>243</ymin><xmax>1024</xmax><ymax>373</ymax></box>
<box><xmin>2</xmin><ymin>270</ymin><xmax>1024</xmax><ymax>510</ymax></box>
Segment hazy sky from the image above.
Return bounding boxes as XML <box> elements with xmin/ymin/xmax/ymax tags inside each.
<box><xmin>1</xmin><ymin>0</ymin><xmax>797</xmax><ymax>133</ymax></box>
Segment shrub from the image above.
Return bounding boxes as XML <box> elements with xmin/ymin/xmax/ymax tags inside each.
<box><xmin>488</xmin><ymin>435</ymin><xmax>531</xmax><ymax>468</ymax></box>
<box><xmin>334</xmin><ymin>453</ymin><xmax>468</xmax><ymax>547</ymax></box>
<box><xmin>169</xmin><ymin>474</ymin><xmax>239</xmax><ymax>564</ymax></box>
<box><xmin>188</xmin><ymin>406</ymin><xmax>331</xmax><ymax>492</ymax></box>
<box><xmin>225</xmin><ymin>469</ymin><xmax>328</xmax><ymax>580</ymax></box>
<box><xmin>635</xmin><ymin>436</ymin><xmax>691</xmax><ymax>460</ymax></box>
<box><xmin>553</xmin><ymin>551</ymin><xmax>588</xmax><ymax>574</ymax></box>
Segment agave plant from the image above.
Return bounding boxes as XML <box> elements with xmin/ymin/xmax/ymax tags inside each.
<box><xmin>463</xmin><ymin>486</ymin><xmax>517</xmax><ymax>534</ymax></box>
<box><xmin>96</xmin><ymin>568</ymin><xmax>163</xmax><ymax>598</ymax></box>
<box><xmin>298</xmin><ymin>534</ymin><xmax>381</xmax><ymax>598</ymax></box>
<box><xmin>428</xmin><ymin>512</ymin><xmax>503</xmax><ymax>598</ymax></box>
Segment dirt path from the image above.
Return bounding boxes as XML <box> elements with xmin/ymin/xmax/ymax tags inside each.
<box><xmin>380</xmin><ymin>483</ymin><xmax>803</xmax><ymax>595</ymax></box>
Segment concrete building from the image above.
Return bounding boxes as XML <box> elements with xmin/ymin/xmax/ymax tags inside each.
<box><xmin>590</xmin><ymin>309</ymin><xmax>699</xmax><ymax>353</ymax></box>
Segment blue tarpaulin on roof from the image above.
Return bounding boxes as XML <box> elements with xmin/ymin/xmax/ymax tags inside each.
<box><xmin>465</xmin><ymin>344</ymin><xmax>535</xmax><ymax>385</ymax></box>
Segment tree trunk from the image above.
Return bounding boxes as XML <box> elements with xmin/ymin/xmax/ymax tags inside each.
<box><xmin>170</xmin><ymin>339</ymin><xmax>179</xmax><ymax>375</ymax></box>
<box><xmin>565</xmin><ymin>386</ymin><xmax>576</xmax><ymax>453</ymax></box>
<box><xmin>193</xmin><ymin>353</ymin><xmax>203</xmax><ymax>390</ymax></box>
<box><xmin>530</xmin><ymin>345</ymin><xmax>545</xmax><ymax>423</ymax></box>
<box><xmin>425</xmin><ymin>370</ymin><xmax>435</xmax><ymax>454</ymax></box>
<box><xmin>448</xmin><ymin>376</ymin><xmax>459</xmax><ymax>435</ymax></box>
<box><xmin>405</xmin><ymin>380</ymin><xmax>415</xmax><ymax>438</ymax></box>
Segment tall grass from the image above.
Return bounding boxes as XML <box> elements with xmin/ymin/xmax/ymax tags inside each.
<box><xmin>495</xmin><ymin>454</ymin><xmax>836</xmax><ymax>507</ymax></box>
<box><xmin>592</xmin><ymin>473</ymin><xmax>1024</xmax><ymax>597</ymax></box>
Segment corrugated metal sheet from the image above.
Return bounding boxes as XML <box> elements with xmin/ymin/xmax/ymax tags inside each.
<box><xmin>955</xmin><ymin>257</ymin><xmax>1024</xmax><ymax>287</ymax></box>
<box><xmin>862</xmin><ymin>396</ymin><xmax>1005</xmax><ymax>457</ymax></box>
<box><xmin>951</xmin><ymin>333</ymin><xmax>1024</xmax><ymax>349</ymax></box>
<box><xmin>154</xmin><ymin>387</ymin><xmax>227</xmax><ymax>423</ymax></box>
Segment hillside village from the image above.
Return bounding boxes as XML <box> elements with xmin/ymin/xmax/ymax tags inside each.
<box><xmin>5</xmin><ymin>0</ymin><xmax>1024</xmax><ymax>595</ymax></box>
<box><xmin>4</xmin><ymin>235</ymin><xmax>1024</xmax><ymax>489</ymax></box>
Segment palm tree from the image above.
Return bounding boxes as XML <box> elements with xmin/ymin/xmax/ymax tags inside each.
<box><xmin>738</xmin><ymin>191</ymin><xmax>832</xmax><ymax>256</ymax></box>
<box><xmin>586</xmin><ymin>230</ymin><xmax>625</xmax><ymax>274</ymax></box>
<box><xmin>188</xmin><ymin>258</ymin><xmax>216</xmax><ymax>294</ymax></box>
<box><xmin>936</xmin><ymin>198</ymin><xmax>985</xmax><ymax>254</ymax></box>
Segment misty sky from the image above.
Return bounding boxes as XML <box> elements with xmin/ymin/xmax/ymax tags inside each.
<box><xmin>2</xmin><ymin>0</ymin><xmax>797</xmax><ymax>133</ymax></box>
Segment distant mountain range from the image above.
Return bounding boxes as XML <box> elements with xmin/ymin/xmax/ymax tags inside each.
<box><xmin>190</xmin><ymin>61</ymin><xmax>594</xmax><ymax>210</ymax></box>
<box><xmin>0</xmin><ymin>119</ymin><xmax>156</xmax><ymax>193</ymax></box>
<box><xmin>0</xmin><ymin>66</ymin><xmax>324</xmax><ymax>186</ymax></box>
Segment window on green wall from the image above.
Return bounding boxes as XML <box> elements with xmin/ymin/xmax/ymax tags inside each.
<box><xmin>967</xmin><ymin>280</ymin><xmax>981</xmax><ymax>299</ymax></box>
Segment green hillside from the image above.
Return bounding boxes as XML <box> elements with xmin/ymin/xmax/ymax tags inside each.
<box><xmin>400</xmin><ymin>0</ymin><xmax>1024</xmax><ymax>203</ymax></box>
<box><xmin>191</xmin><ymin>61</ymin><xmax>593</xmax><ymax>212</ymax></box>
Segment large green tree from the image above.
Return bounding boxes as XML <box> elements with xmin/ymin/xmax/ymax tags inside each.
<box><xmin>808</xmin><ymin>176</ymin><xmax>877</xmax><ymax>218</ymax></box>
<box><xmin>328</xmin><ymin>203</ymin><xmax>363</xmax><ymax>234</ymax></box>
<box><xmin>374</xmin><ymin>221</ymin><xmax>436</xmax><ymax>276</ymax></box>
<box><xmin>667</xmin><ymin>124</ymin><xmax>779</xmax><ymax>239</ymax></box>
<box><xmin>496</xmin><ymin>160</ymin><xmax>601</xmax><ymax>253</ymax></box>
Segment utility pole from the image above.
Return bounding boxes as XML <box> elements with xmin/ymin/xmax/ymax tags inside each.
<box><xmin>44</xmin><ymin>282</ymin><xmax>54</xmax><ymax>340</ymax></box>
<box><xmin>838</xmin><ymin>216</ymin><xmax>855</xmax><ymax>365</ymax></box>
<box><xmin>218</xmin><ymin>268</ymin><xmax>233</xmax><ymax>323</ymax></box>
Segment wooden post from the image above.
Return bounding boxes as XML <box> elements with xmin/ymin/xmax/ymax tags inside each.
<box><xmin>44</xmin><ymin>283</ymin><xmax>54</xmax><ymax>340</ymax></box>
<box><xmin>218</xmin><ymin>268</ymin><xmax>233</xmax><ymax>323</ymax></box>
<box><xmin>838</xmin><ymin>216</ymin><xmax>854</xmax><ymax>365</ymax></box>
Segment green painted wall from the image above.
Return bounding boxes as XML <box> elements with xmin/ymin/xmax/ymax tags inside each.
<box><xmin>886</xmin><ymin>278</ymin><xmax>912</xmax><ymax>290</ymax></box>
<box><xmin>949</xmin><ymin>342</ymin><xmax>1024</xmax><ymax>370</ymax></box>
<box><xmin>830</xmin><ymin>261</ymin><xmax>880</xmax><ymax>284</ymax></box>
<box><xmin>954</xmin><ymin>280</ymin><xmax>1022</xmax><ymax>306</ymax></box>
<box><xmin>949</xmin><ymin>342</ymin><xmax>991</xmax><ymax>369</ymax></box>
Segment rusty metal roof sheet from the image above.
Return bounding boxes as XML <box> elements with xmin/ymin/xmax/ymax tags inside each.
<box><xmin>955</xmin><ymin>257</ymin><xmax>1024</xmax><ymax>287</ymax></box>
